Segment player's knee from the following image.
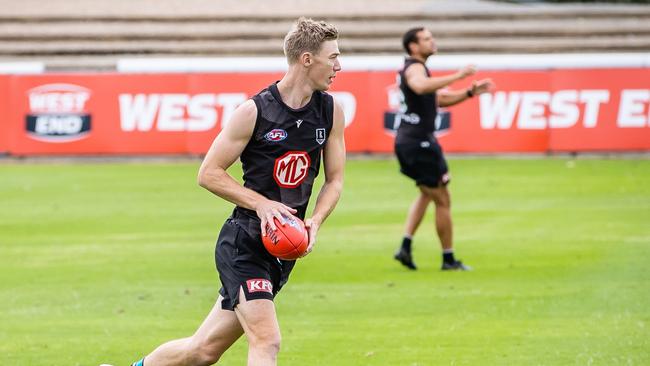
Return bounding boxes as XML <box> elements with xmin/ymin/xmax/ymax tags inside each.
<box><xmin>249</xmin><ymin>330</ymin><xmax>282</xmax><ymax>356</ymax></box>
<box><xmin>432</xmin><ymin>192</ymin><xmax>451</xmax><ymax>208</ymax></box>
<box><xmin>196</xmin><ymin>346</ymin><xmax>223</xmax><ymax>365</ymax></box>
<box><xmin>194</xmin><ymin>347</ymin><xmax>222</xmax><ymax>365</ymax></box>
<box><xmin>436</xmin><ymin>197</ymin><xmax>451</xmax><ymax>209</ymax></box>
<box><xmin>188</xmin><ymin>338</ymin><xmax>225</xmax><ymax>366</ymax></box>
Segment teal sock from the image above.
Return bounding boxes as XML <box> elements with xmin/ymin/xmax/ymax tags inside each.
<box><xmin>131</xmin><ymin>358</ymin><xmax>144</xmax><ymax>366</ymax></box>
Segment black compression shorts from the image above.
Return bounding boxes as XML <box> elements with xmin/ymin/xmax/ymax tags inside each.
<box><xmin>215</xmin><ymin>217</ymin><xmax>295</xmax><ymax>311</ymax></box>
<box><xmin>395</xmin><ymin>141</ymin><xmax>450</xmax><ymax>188</ymax></box>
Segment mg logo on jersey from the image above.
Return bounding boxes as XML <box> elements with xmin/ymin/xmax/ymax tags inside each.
<box><xmin>25</xmin><ymin>83</ymin><xmax>92</xmax><ymax>142</ymax></box>
<box><xmin>246</xmin><ymin>279</ymin><xmax>273</xmax><ymax>294</ymax></box>
<box><xmin>264</xmin><ymin>129</ymin><xmax>287</xmax><ymax>142</ymax></box>
<box><xmin>273</xmin><ymin>151</ymin><xmax>311</xmax><ymax>188</ymax></box>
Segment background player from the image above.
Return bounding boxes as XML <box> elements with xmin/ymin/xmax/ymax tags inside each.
<box><xmin>393</xmin><ymin>27</ymin><xmax>494</xmax><ymax>271</ymax></box>
<box><xmin>128</xmin><ymin>17</ymin><xmax>345</xmax><ymax>366</ymax></box>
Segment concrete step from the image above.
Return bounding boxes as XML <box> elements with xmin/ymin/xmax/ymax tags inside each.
<box><xmin>1</xmin><ymin>18</ymin><xmax>650</xmax><ymax>40</ymax></box>
<box><xmin>1</xmin><ymin>6</ymin><xmax>650</xmax><ymax>21</ymax></box>
<box><xmin>342</xmin><ymin>36</ymin><xmax>650</xmax><ymax>53</ymax></box>
<box><xmin>2</xmin><ymin>0</ymin><xmax>649</xmax><ymax>71</ymax></box>
<box><xmin>3</xmin><ymin>34</ymin><xmax>650</xmax><ymax>58</ymax></box>
<box><xmin>0</xmin><ymin>40</ymin><xmax>285</xmax><ymax>56</ymax></box>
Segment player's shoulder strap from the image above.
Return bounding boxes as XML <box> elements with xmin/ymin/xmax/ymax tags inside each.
<box><xmin>250</xmin><ymin>84</ymin><xmax>275</xmax><ymax>138</ymax></box>
<box><xmin>320</xmin><ymin>91</ymin><xmax>335</xmax><ymax>131</ymax></box>
<box><xmin>402</xmin><ymin>57</ymin><xmax>428</xmax><ymax>74</ymax></box>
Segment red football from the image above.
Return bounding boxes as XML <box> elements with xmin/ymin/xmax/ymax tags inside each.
<box><xmin>262</xmin><ymin>215</ymin><xmax>309</xmax><ymax>260</ymax></box>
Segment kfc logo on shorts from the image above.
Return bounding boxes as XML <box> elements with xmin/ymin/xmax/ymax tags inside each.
<box><xmin>264</xmin><ymin>129</ymin><xmax>287</xmax><ymax>142</ymax></box>
<box><xmin>273</xmin><ymin>151</ymin><xmax>311</xmax><ymax>188</ymax></box>
<box><xmin>25</xmin><ymin>83</ymin><xmax>92</xmax><ymax>142</ymax></box>
<box><xmin>246</xmin><ymin>279</ymin><xmax>273</xmax><ymax>294</ymax></box>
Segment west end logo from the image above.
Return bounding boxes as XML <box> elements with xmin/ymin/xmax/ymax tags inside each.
<box><xmin>26</xmin><ymin>83</ymin><xmax>92</xmax><ymax>142</ymax></box>
<box><xmin>264</xmin><ymin>129</ymin><xmax>288</xmax><ymax>142</ymax></box>
<box><xmin>316</xmin><ymin>128</ymin><xmax>326</xmax><ymax>145</ymax></box>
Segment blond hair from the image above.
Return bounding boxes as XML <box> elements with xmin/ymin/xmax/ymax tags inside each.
<box><xmin>283</xmin><ymin>17</ymin><xmax>339</xmax><ymax>64</ymax></box>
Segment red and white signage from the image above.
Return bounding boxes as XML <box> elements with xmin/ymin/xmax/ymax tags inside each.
<box><xmin>246</xmin><ymin>279</ymin><xmax>273</xmax><ymax>294</ymax></box>
<box><xmin>273</xmin><ymin>151</ymin><xmax>311</xmax><ymax>188</ymax></box>
<box><xmin>26</xmin><ymin>83</ymin><xmax>92</xmax><ymax>143</ymax></box>
<box><xmin>1</xmin><ymin>64</ymin><xmax>649</xmax><ymax>155</ymax></box>
<box><xmin>0</xmin><ymin>75</ymin><xmax>10</xmax><ymax>153</ymax></box>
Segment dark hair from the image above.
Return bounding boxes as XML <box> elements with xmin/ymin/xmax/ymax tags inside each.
<box><xmin>402</xmin><ymin>27</ymin><xmax>425</xmax><ymax>55</ymax></box>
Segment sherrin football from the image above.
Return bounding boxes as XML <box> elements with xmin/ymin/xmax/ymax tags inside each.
<box><xmin>262</xmin><ymin>215</ymin><xmax>309</xmax><ymax>260</ymax></box>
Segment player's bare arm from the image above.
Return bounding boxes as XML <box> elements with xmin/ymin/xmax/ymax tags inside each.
<box><xmin>438</xmin><ymin>78</ymin><xmax>495</xmax><ymax>107</ymax></box>
<box><xmin>405</xmin><ymin>63</ymin><xmax>476</xmax><ymax>95</ymax></box>
<box><xmin>303</xmin><ymin>99</ymin><xmax>346</xmax><ymax>255</ymax></box>
<box><xmin>198</xmin><ymin>99</ymin><xmax>297</xmax><ymax>235</ymax></box>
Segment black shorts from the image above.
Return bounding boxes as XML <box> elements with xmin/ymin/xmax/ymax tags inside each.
<box><xmin>215</xmin><ymin>217</ymin><xmax>295</xmax><ymax>311</ymax></box>
<box><xmin>395</xmin><ymin>142</ymin><xmax>450</xmax><ymax>188</ymax></box>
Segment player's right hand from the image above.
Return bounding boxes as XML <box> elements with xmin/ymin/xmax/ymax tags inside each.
<box><xmin>470</xmin><ymin>78</ymin><xmax>495</xmax><ymax>95</ymax></box>
<box><xmin>256</xmin><ymin>199</ymin><xmax>297</xmax><ymax>237</ymax></box>
<box><xmin>459</xmin><ymin>65</ymin><xmax>477</xmax><ymax>78</ymax></box>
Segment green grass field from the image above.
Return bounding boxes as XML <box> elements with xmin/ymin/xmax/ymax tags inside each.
<box><xmin>1</xmin><ymin>157</ymin><xmax>649</xmax><ymax>366</ymax></box>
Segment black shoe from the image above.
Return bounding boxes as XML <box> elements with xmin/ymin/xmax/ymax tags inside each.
<box><xmin>394</xmin><ymin>248</ymin><xmax>417</xmax><ymax>270</ymax></box>
<box><xmin>441</xmin><ymin>260</ymin><xmax>472</xmax><ymax>271</ymax></box>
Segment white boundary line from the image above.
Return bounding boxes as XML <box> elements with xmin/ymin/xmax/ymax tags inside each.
<box><xmin>117</xmin><ymin>53</ymin><xmax>650</xmax><ymax>73</ymax></box>
<box><xmin>0</xmin><ymin>62</ymin><xmax>45</xmax><ymax>74</ymax></box>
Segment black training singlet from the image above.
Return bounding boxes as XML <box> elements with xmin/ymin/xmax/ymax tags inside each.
<box><xmin>395</xmin><ymin>57</ymin><xmax>438</xmax><ymax>145</ymax></box>
<box><xmin>233</xmin><ymin>82</ymin><xmax>334</xmax><ymax>235</ymax></box>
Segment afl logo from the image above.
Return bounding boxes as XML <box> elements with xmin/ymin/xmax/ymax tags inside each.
<box><xmin>273</xmin><ymin>151</ymin><xmax>311</xmax><ymax>188</ymax></box>
<box><xmin>264</xmin><ymin>129</ymin><xmax>287</xmax><ymax>142</ymax></box>
<box><xmin>25</xmin><ymin>83</ymin><xmax>92</xmax><ymax>143</ymax></box>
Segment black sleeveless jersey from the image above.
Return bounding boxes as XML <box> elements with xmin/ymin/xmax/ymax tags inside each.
<box><xmin>395</xmin><ymin>57</ymin><xmax>438</xmax><ymax>145</ymax></box>
<box><xmin>233</xmin><ymin>82</ymin><xmax>334</xmax><ymax>235</ymax></box>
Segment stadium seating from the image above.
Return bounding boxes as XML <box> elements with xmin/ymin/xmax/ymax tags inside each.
<box><xmin>1</xmin><ymin>0</ymin><xmax>649</xmax><ymax>71</ymax></box>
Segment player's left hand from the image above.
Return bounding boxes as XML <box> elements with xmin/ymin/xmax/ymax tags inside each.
<box><xmin>470</xmin><ymin>78</ymin><xmax>495</xmax><ymax>95</ymax></box>
<box><xmin>301</xmin><ymin>218</ymin><xmax>320</xmax><ymax>257</ymax></box>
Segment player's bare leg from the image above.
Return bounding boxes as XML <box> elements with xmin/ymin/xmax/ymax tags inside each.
<box><xmin>422</xmin><ymin>185</ymin><xmax>471</xmax><ymax>270</ymax></box>
<box><xmin>421</xmin><ymin>185</ymin><xmax>452</xmax><ymax>250</ymax></box>
<box><xmin>234</xmin><ymin>289</ymin><xmax>282</xmax><ymax>366</ymax></box>
<box><xmin>395</xmin><ymin>190</ymin><xmax>431</xmax><ymax>270</ymax></box>
<box><xmin>137</xmin><ymin>296</ymin><xmax>244</xmax><ymax>366</ymax></box>
<box><xmin>405</xmin><ymin>190</ymin><xmax>432</xmax><ymax>236</ymax></box>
